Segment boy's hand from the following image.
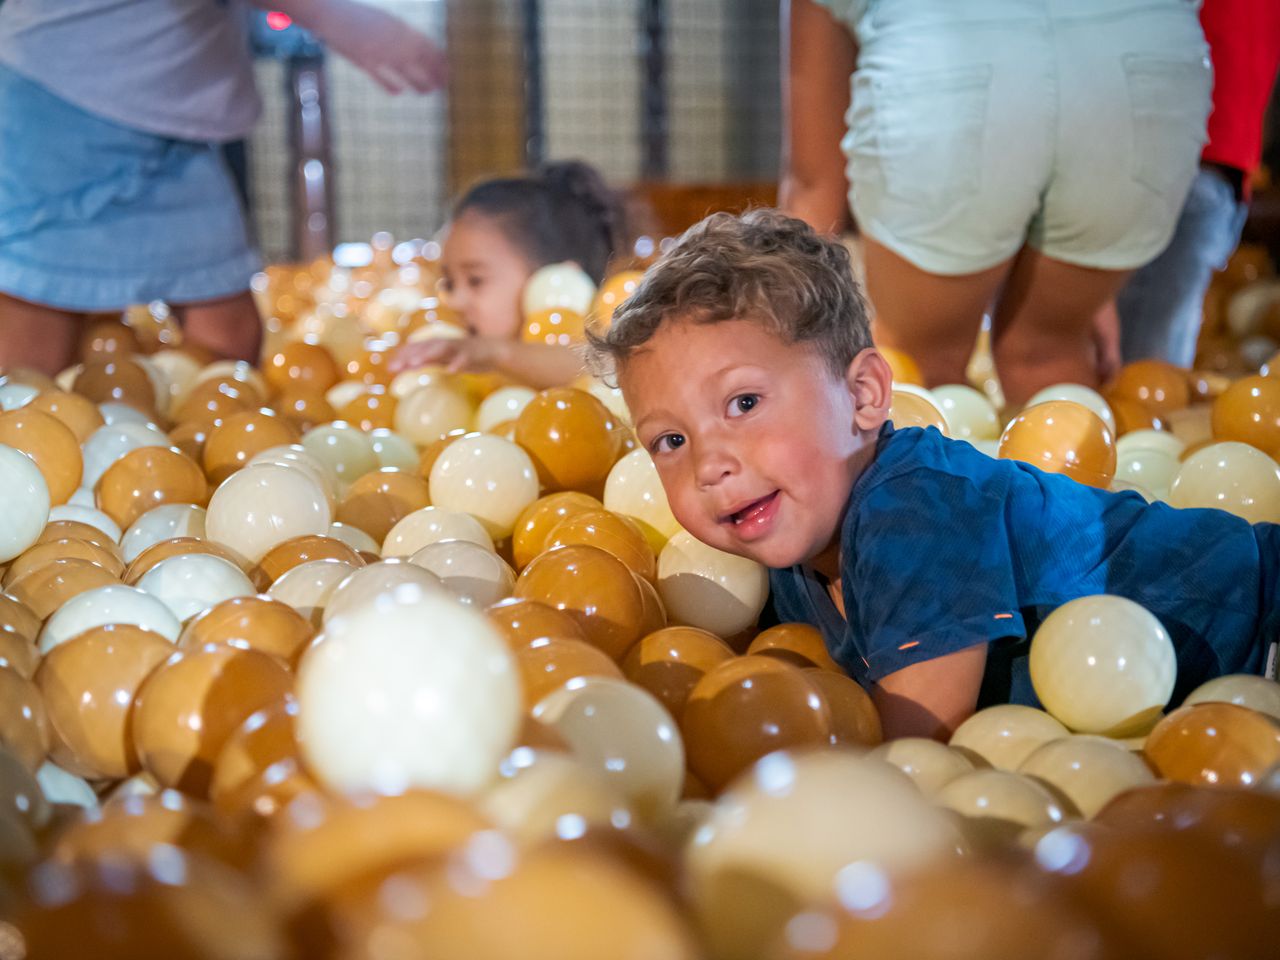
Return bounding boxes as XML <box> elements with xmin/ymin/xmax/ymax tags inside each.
<box><xmin>306</xmin><ymin>0</ymin><xmax>447</xmax><ymax>94</ymax></box>
<box><xmin>390</xmin><ymin>336</ymin><xmax>501</xmax><ymax>374</ymax></box>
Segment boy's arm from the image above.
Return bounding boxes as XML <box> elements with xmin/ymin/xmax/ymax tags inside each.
<box><xmin>245</xmin><ymin>0</ymin><xmax>446</xmax><ymax>94</ymax></box>
<box><xmin>871</xmin><ymin>643</ymin><xmax>988</xmax><ymax>741</ymax></box>
<box><xmin>778</xmin><ymin>0</ymin><xmax>857</xmax><ymax>235</ymax></box>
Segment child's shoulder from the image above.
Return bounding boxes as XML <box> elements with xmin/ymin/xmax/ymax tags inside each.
<box><xmin>858</xmin><ymin>424</ymin><xmax>1012</xmax><ymax>502</ymax></box>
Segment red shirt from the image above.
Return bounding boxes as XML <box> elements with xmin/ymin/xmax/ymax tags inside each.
<box><xmin>1199</xmin><ymin>0</ymin><xmax>1280</xmax><ymax>175</ymax></box>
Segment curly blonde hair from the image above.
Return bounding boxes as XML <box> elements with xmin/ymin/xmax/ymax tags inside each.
<box><xmin>588</xmin><ymin>208</ymin><xmax>871</xmax><ymax>381</ymax></box>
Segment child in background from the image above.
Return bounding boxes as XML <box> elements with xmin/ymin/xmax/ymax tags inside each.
<box><xmin>591</xmin><ymin>209</ymin><xmax>1279</xmax><ymax>741</ymax></box>
<box><xmin>390</xmin><ymin>160</ymin><xmax>625</xmax><ymax>388</ymax></box>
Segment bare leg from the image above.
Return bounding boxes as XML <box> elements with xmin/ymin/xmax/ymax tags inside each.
<box><xmin>172</xmin><ymin>290</ymin><xmax>263</xmax><ymax>364</ymax></box>
<box><xmin>0</xmin><ymin>293</ymin><xmax>82</xmax><ymax>376</ymax></box>
<box><xmin>991</xmin><ymin>248</ymin><xmax>1131</xmax><ymax>406</ymax></box>
<box><xmin>862</xmin><ymin>236</ymin><xmax>1012</xmax><ymax>388</ymax></box>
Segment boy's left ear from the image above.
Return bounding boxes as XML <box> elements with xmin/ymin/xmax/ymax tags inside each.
<box><xmin>846</xmin><ymin>348</ymin><xmax>893</xmax><ymax>432</ymax></box>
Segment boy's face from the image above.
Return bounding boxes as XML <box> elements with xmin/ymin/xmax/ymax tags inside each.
<box><xmin>439</xmin><ymin>212</ymin><xmax>533</xmax><ymax>340</ymax></box>
<box><xmin>620</xmin><ymin>318</ymin><xmax>890</xmax><ymax>570</ymax></box>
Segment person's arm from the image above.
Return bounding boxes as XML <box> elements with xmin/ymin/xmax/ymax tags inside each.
<box><xmin>247</xmin><ymin>0</ymin><xmax>447</xmax><ymax>93</ymax></box>
<box><xmin>871</xmin><ymin>643</ymin><xmax>988</xmax><ymax>741</ymax></box>
<box><xmin>389</xmin><ymin>336</ymin><xmax>583</xmax><ymax>390</ymax></box>
<box><xmin>779</xmin><ymin>0</ymin><xmax>858</xmax><ymax>235</ymax></box>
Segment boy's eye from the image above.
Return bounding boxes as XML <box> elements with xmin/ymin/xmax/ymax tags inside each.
<box><xmin>727</xmin><ymin>394</ymin><xmax>760</xmax><ymax>417</ymax></box>
<box><xmin>652</xmin><ymin>433</ymin><xmax>685</xmax><ymax>454</ymax></box>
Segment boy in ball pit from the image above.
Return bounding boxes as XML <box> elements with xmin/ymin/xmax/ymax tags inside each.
<box><xmin>588</xmin><ymin>209</ymin><xmax>1279</xmax><ymax>741</ymax></box>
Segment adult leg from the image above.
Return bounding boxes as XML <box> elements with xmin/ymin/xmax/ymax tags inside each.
<box><xmin>1116</xmin><ymin>166</ymin><xmax>1248</xmax><ymax>367</ymax></box>
<box><xmin>862</xmin><ymin>236</ymin><xmax>1013</xmax><ymax>389</ymax></box>
<box><xmin>0</xmin><ymin>293</ymin><xmax>82</xmax><ymax>376</ymax></box>
<box><xmin>990</xmin><ymin>248</ymin><xmax>1132</xmax><ymax>407</ymax></box>
<box><xmin>172</xmin><ymin>290</ymin><xmax>263</xmax><ymax>364</ymax></box>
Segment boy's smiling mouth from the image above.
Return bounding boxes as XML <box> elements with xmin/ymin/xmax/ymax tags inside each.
<box><xmin>720</xmin><ymin>490</ymin><xmax>781</xmax><ymax>536</ymax></box>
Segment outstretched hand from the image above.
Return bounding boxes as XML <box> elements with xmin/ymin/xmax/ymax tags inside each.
<box><xmin>312</xmin><ymin>0</ymin><xmax>447</xmax><ymax>94</ymax></box>
<box><xmin>390</xmin><ymin>336</ymin><xmax>499</xmax><ymax>374</ymax></box>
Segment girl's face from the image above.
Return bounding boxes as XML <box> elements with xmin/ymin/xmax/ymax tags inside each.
<box><xmin>438</xmin><ymin>212</ymin><xmax>535</xmax><ymax>340</ymax></box>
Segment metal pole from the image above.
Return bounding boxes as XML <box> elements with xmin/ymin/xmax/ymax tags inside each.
<box><xmin>640</xmin><ymin>0</ymin><xmax>668</xmax><ymax>180</ymax></box>
<box><xmin>287</xmin><ymin>56</ymin><xmax>336</xmax><ymax>261</ymax></box>
<box><xmin>520</xmin><ymin>0</ymin><xmax>545</xmax><ymax>167</ymax></box>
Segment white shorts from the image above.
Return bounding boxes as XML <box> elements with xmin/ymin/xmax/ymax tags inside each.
<box><xmin>837</xmin><ymin>0</ymin><xmax>1212</xmax><ymax>275</ymax></box>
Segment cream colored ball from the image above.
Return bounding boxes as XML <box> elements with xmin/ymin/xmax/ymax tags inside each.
<box><xmin>429</xmin><ymin>433</ymin><xmax>540</xmax><ymax>540</ymax></box>
<box><xmin>657</xmin><ymin>531</ymin><xmax>769</xmax><ymax>639</ymax></box>
<box><xmin>1029</xmin><ymin>594</ymin><xmax>1175</xmax><ymax>736</ymax></box>
<box><xmin>1168</xmin><ymin>441</ymin><xmax>1280</xmax><ymax>524</ymax></box>
<box><xmin>206</xmin><ymin>462</ymin><xmax>332</xmax><ymax>564</ymax></box>
<box><xmin>297</xmin><ymin>583</ymin><xmax>520</xmax><ymax>796</ymax></box>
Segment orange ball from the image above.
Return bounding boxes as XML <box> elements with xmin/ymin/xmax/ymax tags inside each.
<box><xmin>1107</xmin><ymin>360</ymin><xmax>1191</xmax><ymax>416</ymax></box>
<box><xmin>0</xmin><ymin>594</ymin><xmax>41</xmax><ymax>644</ymax></box>
<box><xmin>178</xmin><ymin>595</ymin><xmax>317</xmax><ymax>667</ymax></box>
<box><xmin>515</xmin><ymin>388</ymin><xmax>621</xmax><ymax>494</ymax></box>
<box><xmin>124</xmin><ymin>536</ymin><xmax>249</xmax><ymax>586</ymax></box>
<box><xmin>210</xmin><ymin>698</ymin><xmax>314</xmax><ymax>818</ymax></box>
<box><xmin>26</xmin><ymin>390</ymin><xmax>105</xmax><ymax>443</ymax></box>
<box><xmin>621</xmin><ymin>626</ymin><xmax>735</xmax><ymax>722</ymax></box>
<box><xmin>4</xmin><ymin>537</ymin><xmax>124</xmax><ymax>588</ymax></box>
<box><xmin>172</xmin><ymin>378</ymin><xmax>255</xmax><ymax>429</ymax></box>
<box><xmin>35</xmin><ymin>623</ymin><xmax>173</xmax><ymax>780</ymax></box>
<box><xmin>682</xmin><ymin>655</ymin><xmax>833</xmax><ymax>793</ymax></box>
<box><xmin>514</xmin><ymin>544</ymin><xmax>646</xmax><ymax>661</ymax></box>
<box><xmin>0</xmin><ymin>665</ymin><xmax>51</xmax><ymax>773</ymax></box>
<box><xmin>632</xmin><ymin>571</ymin><xmax>668</xmax><ymax>639</ymax></box>
<box><xmin>271</xmin><ymin>385</ymin><xmax>338</xmax><ymax>433</ymax></box>
<box><xmin>0</xmin><ymin>408</ymin><xmax>83</xmax><ymax>504</ymax></box>
<box><xmin>1105</xmin><ymin>395</ymin><xmax>1165</xmax><ymax>436</ymax></box>
<box><xmin>7</xmin><ymin>556</ymin><xmax>121</xmax><ymax>620</ymax></box>
<box><xmin>132</xmin><ymin>644</ymin><xmax>293</xmax><ymax>797</ymax></box>
<box><xmin>516</xmin><ymin>637</ymin><xmax>624</xmax><ymax>710</ymax></box>
<box><xmin>338</xmin><ymin>388</ymin><xmax>398</xmax><ymax>432</ymax></box>
<box><xmin>253</xmin><ymin>534</ymin><xmax>366</xmax><ymax>589</ymax></box>
<box><xmin>590</xmin><ymin>271</ymin><xmax>644</xmax><ymax>330</ymax></box>
<box><xmin>803</xmin><ymin>668</ymin><xmax>882</xmax><ymax>747</ymax></box>
<box><xmin>1210</xmin><ymin>374</ymin><xmax>1280</xmax><ymax>458</ymax></box>
<box><xmin>512</xmin><ymin>492</ymin><xmax>603</xmax><ymax>570</ymax></box>
<box><xmin>335</xmin><ymin>468</ymin><xmax>431</xmax><ymax>544</ymax></box>
<box><xmin>264</xmin><ymin>341</ymin><xmax>341</xmax><ymax>395</ymax></box>
<box><xmin>889</xmin><ymin>389</ymin><xmax>949</xmax><ymax>434</ymax></box>
<box><xmin>747</xmin><ymin>622</ymin><xmax>841</xmax><ymax>673</ymax></box>
<box><xmin>880</xmin><ymin>347</ymin><xmax>925</xmax><ymax>386</ymax></box>
<box><xmin>71</xmin><ymin>357</ymin><xmax>157</xmax><ymax>415</ymax></box>
<box><xmin>201</xmin><ymin>410</ymin><xmax>300</xmax><ymax>484</ymax></box>
<box><xmin>0</xmin><ymin>626</ymin><xmax>38</xmax><ymax>679</ymax></box>
<box><xmin>998</xmin><ymin>400</ymin><xmax>1117</xmax><ymax>488</ymax></box>
<box><xmin>343</xmin><ymin>345</ymin><xmax>394</xmax><ymax>387</ymax></box>
<box><xmin>485</xmin><ymin>597</ymin><xmax>590</xmax><ymax>650</ymax></box>
<box><xmin>35</xmin><ymin>519</ymin><xmax>121</xmax><ymax>559</ymax></box>
<box><xmin>168</xmin><ymin>420</ymin><xmax>209</xmax><ymax>462</ymax></box>
<box><xmin>522</xmin><ymin>307</ymin><xmax>588</xmax><ymax>346</ymax></box>
<box><xmin>546</xmin><ymin>509</ymin><xmax>656</xmax><ymax>582</ymax></box>
<box><xmin>96</xmin><ymin>445</ymin><xmax>209</xmax><ymax>529</ymax></box>
<box><xmin>78</xmin><ymin>319</ymin><xmax>140</xmax><ymax>359</ymax></box>
<box><xmin>1144</xmin><ymin>702</ymin><xmax>1280</xmax><ymax>789</ymax></box>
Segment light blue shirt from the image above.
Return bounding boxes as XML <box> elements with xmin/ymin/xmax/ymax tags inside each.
<box><xmin>0</xmin><ymin>0</ymin><xmax>260</xmax><ymax>142</ymax></box>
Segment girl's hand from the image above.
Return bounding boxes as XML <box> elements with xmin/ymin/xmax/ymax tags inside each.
<box><xmin>390</xmin><ymin>336</ymin><xmax>501</xmax><ymax>374</ymax></box>
<box><xmin>307</xmin><ymin>0</ymin><xmax>448</xmax><ymax>94</ymax></box>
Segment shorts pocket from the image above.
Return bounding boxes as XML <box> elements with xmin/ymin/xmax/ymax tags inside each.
<box><xmin>1123</xmin><ymin>54</ymin><xmax>1211</xmax><ymax>197</ymax></box>
<box><xmin>848</xmin><ymin>63</ymin><xmax>992</xmax><ymax>209</ymax></box>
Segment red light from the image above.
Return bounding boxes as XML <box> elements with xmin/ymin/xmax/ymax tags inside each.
<box><xmin>266</xmin><ymin>11</ymin><xmax>292</xmax><ymax>30</ymax></box>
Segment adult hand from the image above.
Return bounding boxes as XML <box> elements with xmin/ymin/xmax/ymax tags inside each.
<box><xmin>312</xmin><ymin>0</ymin><xmax>447</xmax><ymax>94</ymax></box>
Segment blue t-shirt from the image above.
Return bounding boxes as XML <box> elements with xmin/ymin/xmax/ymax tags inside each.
<box><xmin>769</xmin><ymin>423</ymin><xmax>1279</xmax><ymax>708</ymax></box>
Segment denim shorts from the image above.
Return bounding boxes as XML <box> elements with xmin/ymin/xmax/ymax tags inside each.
<box><xmin>828</xmin><ymin>0</ymin><xmax>1212</xmax><ymax>275</ymax></box>
<box><xmin>0</xmin><ymin>63</ymin><xmax>261</xmax><ymax>311</ymax></box>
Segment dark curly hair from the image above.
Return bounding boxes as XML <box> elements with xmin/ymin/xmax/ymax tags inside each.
<box><xmin>452</xmin><ymin>160</ymin><xmax>624</xmax><ymax>284</ymax></box>
<box><xmin>588</xmin><ymin>208</ymin><xmax>871</xmax><ymax>380</ymax></box>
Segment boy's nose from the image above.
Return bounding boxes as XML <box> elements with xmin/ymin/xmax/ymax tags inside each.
<box><xmin>693</xmin><ymin>442</ymin><xmax>739</xmax><ymax>488</ymax></box>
